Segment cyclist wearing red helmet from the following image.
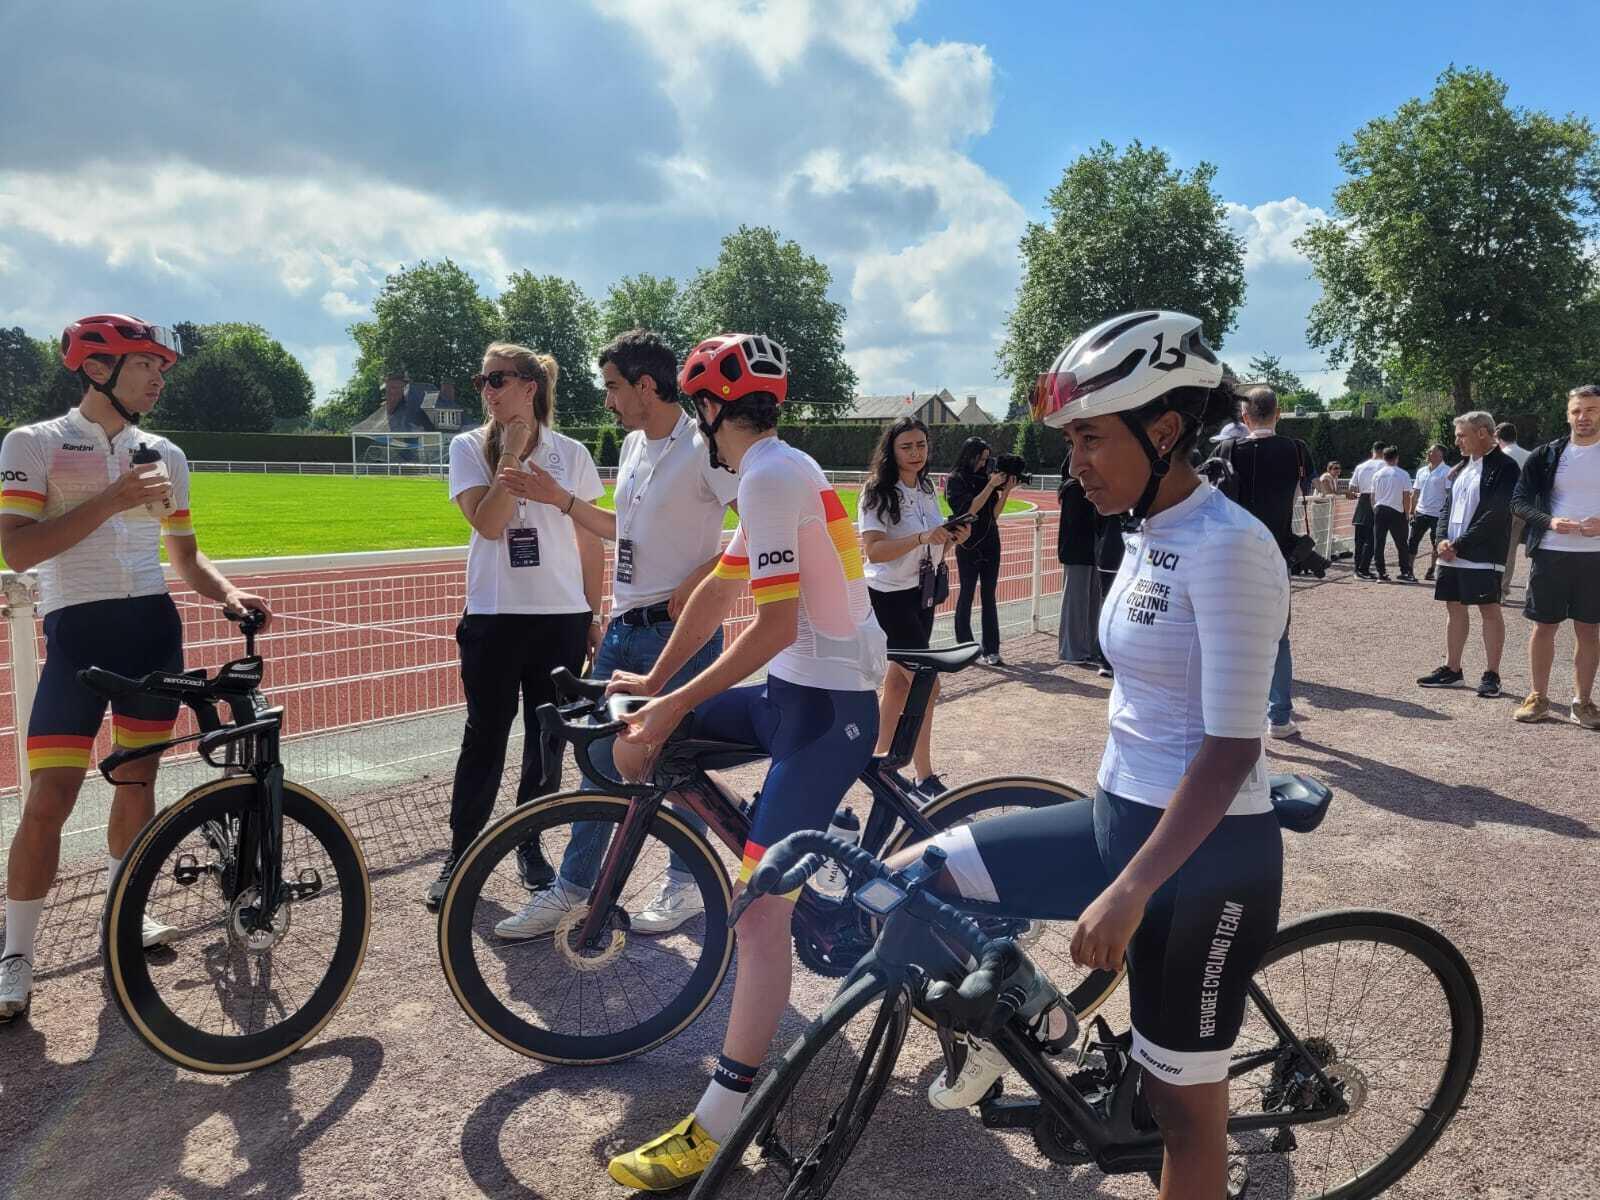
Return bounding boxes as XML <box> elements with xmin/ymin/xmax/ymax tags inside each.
<box><xmin>601</xmin><ymin>333</ymin><xmax>887</xmax><ymax>1190</ymax></box>
<box><xmin>0</xmin><ymin>314</ymin><xmax>272</xmax><ymax>1022</ymax></box>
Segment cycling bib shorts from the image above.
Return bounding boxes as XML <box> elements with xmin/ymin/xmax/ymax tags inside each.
<box><xmin>683</xmin><ymin>676</ymin><xmax>877</xmax><ymax>895</ymax></box>
<box><xmin>933</xmin><ymin>787</ymin><xmax>1282</xmax><ymax>1085</ymax></box>
<box><xmin>26</xmin><ymin>595</ymin><xmax>185</xmax><ymax>775</ymax></box>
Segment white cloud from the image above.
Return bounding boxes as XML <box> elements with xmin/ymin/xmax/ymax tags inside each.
<box><xmin>319</xmin><ymin>291</ymin><xmax>366</xmax><ymax>319</ymax></box>
<box><xmin>1226</xmin><ymin>197</ymin><xmax>1329</xmax><ymax>267</ymax></box>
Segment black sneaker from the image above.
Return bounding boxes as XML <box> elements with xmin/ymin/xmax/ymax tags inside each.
<box><xmin>1477</xmin><ymin>671</ymin><xmax>1502</xmax><ymax>698</ymax></box>
<box><xmin>1398</xmin><ymin>573</ymin><xmax>1418</xmax><ymax>583</ymax></box>
<box><xmin>424</xmin><ymin>851</ymin><xmax>458</xmax><ymax>911</ymax></box>
<box><xmin>1417</xmin><ymin>665</ymin><xmax>1465</xmax><ymax>688</ymax></box>
<box><xmin>517</xmin><ymin>841</ymin><xmax>555</xmax><ymax>891</ymax></box>
<box><xmin>916</xmin><ymin>774</ymin><xmax>949</xmax><ymax>799</ymax></box>
<box><xmin>1376</xmin><ymin>575</ymin><xmax>1392</xmax><ymax>583</ymax></box>
<box><xmin>1355</xmin><ymin>571</ymin><xmax>1376</xmax><ymax>581</ymax></box>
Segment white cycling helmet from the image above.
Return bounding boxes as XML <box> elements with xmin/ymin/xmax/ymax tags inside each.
<box><xmin>1032</xmin><ymin>310</ymin><xmax>1226</xmax><ymax>522</ymax></box>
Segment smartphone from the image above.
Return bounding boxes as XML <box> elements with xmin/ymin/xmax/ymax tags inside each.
<box><xmin>942</xmin><ymin>512</ymin><xmax>977</xmax><ymax>532</ymax></box>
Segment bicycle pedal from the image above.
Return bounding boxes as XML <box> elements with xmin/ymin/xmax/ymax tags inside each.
<box><xmin>978</xmin><ymin>1094</ymin><xmax>1038</xmax><ymax>1130</ymax></box>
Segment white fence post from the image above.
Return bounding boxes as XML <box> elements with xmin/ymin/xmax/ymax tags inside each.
<box><xmin>2</xmin><ymin>572</ymin><xmax>40</xmax><ymax>789</ymax></box>
<box><xmin>1029</xmin><ymin>513</ymin><xmax>1043</xmax><ymax>633</ymax></box>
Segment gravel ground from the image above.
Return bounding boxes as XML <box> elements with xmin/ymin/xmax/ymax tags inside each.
<box><xmin>2</xmin><ymin>566</ymin><xmax>1595</xmax><ymax>1200</ymax></box>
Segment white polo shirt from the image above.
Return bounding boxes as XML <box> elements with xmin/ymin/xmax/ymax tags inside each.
<box><xmin>449</xmin><ymin>427</ymin><xmax>603</xmax><ymax>615</ymax></box>
<box><xmin>1349</xmin><ymin>457</ymin><xmax>1384</xmax><ymax>497</ymax></box>
<box><xmin>612</xmin><ymin>411</ymin><xmax>739</xmax><ymax>612</ymax></box>
<box><xmin>0</xmin><ymin>408</ymin><xmax>195</xmax><ymax>617</ymax></box>
<box><xmin>1371</xmin><ymin>464</ymin><xmax>1410</xmax><ymax>512</ymax></box>
<box><xmin>858</xmin><ymin>479</ymin><xmax>945</xmax><ymax>592</ymax></box>
<box><xmin>1413</xmin><ymin>463</ymin><xmax>1451</xmax><ymax>518</ymax></box>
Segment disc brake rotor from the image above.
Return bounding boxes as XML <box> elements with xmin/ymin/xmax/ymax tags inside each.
<box><xmin>555</xmin><ymin>907</ymin><xmax>627</xmax><ymax>972</ymax></box>
<box><xmin>227</xmin><ymin>887</ymin><xmax>291</xmax><ymax>952</ymax></box>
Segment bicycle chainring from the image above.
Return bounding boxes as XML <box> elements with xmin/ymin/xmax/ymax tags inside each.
<box><xmin>793</xmin><ymin>920</ymin><xmax>873</xmax><ymax>979</ymax></box>
<box><xmin>1265</xmin><ymin>1035</ymin><xmax>1343</xmax><ymax>1114</ymax></box>
<box><xmin>1032</xmin><ymin>1111</ymin><xmax>1091</xmax><ymax>1165</ymax></box>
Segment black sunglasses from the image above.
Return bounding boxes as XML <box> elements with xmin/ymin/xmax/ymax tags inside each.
<box><xmin>472</xmin><ymin>370</ymin><xmax>533</xmax><ymax>392</ymax></box>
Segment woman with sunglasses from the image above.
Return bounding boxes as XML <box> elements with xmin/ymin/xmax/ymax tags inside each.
<box><xmin>423</xmin><ymin>343</ymin><xmax>606</xmax><ymax>909</ymax></box>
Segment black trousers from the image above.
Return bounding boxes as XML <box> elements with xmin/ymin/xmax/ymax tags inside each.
<box><xmin>1374</xmin><ymin>506</ymin><xmax>1412</xmax><ymax>577</ymax></box>
<box><xmin>1353</xmin><ymin>495</ymin><xmax>1375</xmax><ymax>574</ymax></box>
<box><xmin>1407</xmin><ymin>514</ymin><xmax>1440</xmax><ymax>571</ymax></box>
<box><xmin>448</xmin><ymin>611</ymin><xmax>590</xmax><ymax>856</ymax></box>
<box><xmin>954</xmin><ymin>536</ymin><xmax>1001</xmax><ymax>655</ymax></box>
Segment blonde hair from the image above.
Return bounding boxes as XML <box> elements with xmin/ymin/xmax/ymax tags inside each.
<box><xmin>480</xmin><ymin>342</ymin><xmax>559</xmax><ymax>469</ymax></box>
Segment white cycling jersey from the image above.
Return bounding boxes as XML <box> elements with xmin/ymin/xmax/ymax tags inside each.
<box><xmin>712</xmin><ymin>437</ymin><xmax>886</xmax><ymax>691</ymax></box>
<box><xmin>0</xmin><ymin>408</ymin><xmax>194</xmax><ymax>616</ymax></box>
<box><xmin>1097</xmin><ymin>482</ymin><xmax>1288</xmax><ymax>816</ymax></box>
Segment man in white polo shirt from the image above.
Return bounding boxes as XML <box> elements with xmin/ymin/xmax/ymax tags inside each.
<box><xmin>513</xmin><ymin>329</ymin><xmax>739</xmax><ymax>934</ymax></box>
<box><xmin>1370</xmin><ymin>445</ymin><xmax>1415</xmax><ymax>582</ymax></box>
<box><xmin>1408</xmin><ymin>444</ymin><xmax>1451</xmax><ymax>580</ymax></box>
<box><xmin>1348</xmin><ymin>441</ymin><xmax>1386</xmax><ymax>579</ymax></box>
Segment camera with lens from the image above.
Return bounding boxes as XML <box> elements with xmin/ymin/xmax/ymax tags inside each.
<box><xmin>993</xmin><ymin>453</ymin><xmax>1033</xmax><ymax>485</ymax></box>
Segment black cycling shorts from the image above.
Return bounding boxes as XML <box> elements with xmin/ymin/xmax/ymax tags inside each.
<box><xmin>1524</xmin><ymin>549</ymin><xmax>1600</xmax><ymax>625</ymax></box>
<box><xmin>933</xmin><ymin>788</ymin><xmax>1282</xmax><ymax>1085</ymax></box>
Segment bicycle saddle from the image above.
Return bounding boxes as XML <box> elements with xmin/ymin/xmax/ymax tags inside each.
<box><xmin>1269</xmin><ymin>773</ymin><xmax>1334</xmax><ymax>833</ymax></box>
<box><xmin>888</xmin><ymin>643</ymin><xmax>981</xmax><ymax>674</ymax></box>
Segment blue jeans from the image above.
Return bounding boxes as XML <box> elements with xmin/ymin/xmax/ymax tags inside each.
<box><xmin>1268</xmin><ymin>630</ymin><xmax>1293</xmax><ymax>726</ymax></box>
<box><xmin>558</xmin><ymin>616</ymin><xmax>724</xmax><ymax>889</ymax></box>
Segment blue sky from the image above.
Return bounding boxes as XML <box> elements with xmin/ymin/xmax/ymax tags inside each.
<box><xmin>1</xmin><ymin>1</ymin><xmax>1594</xmax><ymax>413</ymax></box>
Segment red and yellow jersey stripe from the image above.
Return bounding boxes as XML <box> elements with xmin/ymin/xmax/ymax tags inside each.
<box><xmin>161</xmin><ymin>507</ymin><xmax>195</xmax><ymax>537</ymax></box>
<box><xmin>750</xmin><ymin>571</ymin><xmax>800</xmax><ymax>604</ymax></box>
<box><xmin>713</xmin><ymin>551</ymin><xmax>750</xmax><ymax>581</ymax></box>
<box><xmin>820</xmin><ymin>489</ymin><xmax>864</xmax><ymax>582</ymax></box>
<box><xmin>112</xmin><ymin>714</ymin><xmax>177</xmax><ymax>750</ymax></box>
<box><xmin>737</xmin><ymin>840</ymin><xmax>802</xmax><ymax>900</ymax></box>
<box><xmin>26</xmin><ymin>734</ymin><xmax>94</xmax><ymax>773</ymax></box>
<box><xmin>1</xmin><ymin>487</ymin><xmax>45</xmax><ymax>519</ymax></box>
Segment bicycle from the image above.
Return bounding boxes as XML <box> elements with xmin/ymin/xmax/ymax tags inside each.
<box><xmin>437</xmin><ymin>643</ymin><xmax>1123</xmax><ymax>1066</ymax></box>
<box><xmin>692</xmin><ymin>803</ymin><xmax>1484</xmax><ymax>1199</ymax></box>
<box><xmin>85</xmin><ymin>608</ymin><xmax>371</xmax><ymax>1073</ymax></box>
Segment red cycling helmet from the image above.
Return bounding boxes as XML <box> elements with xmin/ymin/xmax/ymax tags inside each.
<box><xmin>61</xmin><ymin>314</ymin><xmax>181</xmax><ymax>372</ymax></box>
<box><xmin>678</xmin><ymin>333</ymin><xmax>789</xmax><ymax>406</ymax></box>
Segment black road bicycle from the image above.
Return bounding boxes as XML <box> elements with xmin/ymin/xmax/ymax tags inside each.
<box><xmin>438</xmin><ymin>644</ymin><xmax>1124</xmax><ymax>1066</ymax></box>
<box><xmin>692</xmin><ymin>808</ymin><xmax>1482</xmax><ymax>1198</ymax></box>
<box><xmin>84</xmin><ymin>608</ymin><xmax>371</xmax><ymax>1073</ymax></box>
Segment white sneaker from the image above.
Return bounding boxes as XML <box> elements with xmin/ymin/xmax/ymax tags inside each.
<box><xmin>494</xmin><ymin>878</ymin><xmax>591</xmax><ymax>941</ymax></box>
<box><xmin>0</xmin><ymin>954</ymin><xmax>33</xmax><ymax>1021</ymax></box>
<box><xmin>1268</xmin><ymin>719</ymin><xmax>1301</xmax><ymax>740</ymax></box>
<box><xmin>630</xmin><ymin>876</ymin><xmax>705</xmax><ymax>934</ymax></box>
<box><xmin>142</xmin><ymin>914</ymin><xmax>177</xmax><ymax>948</ymax></box>
<box><xmin>928</xmin><ymin>1037</ymin><xmax>1008</xmax><ymax>1110</ymax></box>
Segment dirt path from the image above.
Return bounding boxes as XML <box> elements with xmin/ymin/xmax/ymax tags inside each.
<box><xmin>2</xmin><ymin>566</ymin><xmax>1594</xmax><ymax>1199</ymax></box>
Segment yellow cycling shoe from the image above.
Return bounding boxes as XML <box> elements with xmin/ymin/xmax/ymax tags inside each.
<box><xmin>607</xmin><ymin>1114</ymin><xmax>720</xmax><ymax>1192</ymax></box>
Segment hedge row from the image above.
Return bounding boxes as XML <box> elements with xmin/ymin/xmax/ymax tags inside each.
<box><xmin>0</xmin><ymin>408</ymin><xmax>1560</xmax><ymax>473</ymax></box>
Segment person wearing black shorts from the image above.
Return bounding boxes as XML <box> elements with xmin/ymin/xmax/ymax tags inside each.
<box><xmin>1510</xmin><ymin>386</ymin><xmax>1600</xmax><ymax>727</ymax></box>
<box><xmin>858</xmin><ymin>417</ymin><xmax>969</xmax><ymax>796</ymax></box>
<box><xmin>1418</xmin><ymin>413</ymin><xmax>1520</xmax><ymax>698</ymax></box>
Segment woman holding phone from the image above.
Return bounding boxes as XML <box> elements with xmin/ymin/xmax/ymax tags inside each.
<box><xmin>859</xmin><ymin>417</ymin><xmax>969</xmax><ymax>797</ymax></box>
<box><xmin>944</xmin><ymin>437</ymin><xmax>1017</xmax><ymax>665</ymax></box>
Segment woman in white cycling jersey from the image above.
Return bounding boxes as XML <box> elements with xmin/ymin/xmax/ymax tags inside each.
<box><xmin>902</xmin><ymin>311</ymin><xmax>1289</xmax><ymax>1200</ymax></box>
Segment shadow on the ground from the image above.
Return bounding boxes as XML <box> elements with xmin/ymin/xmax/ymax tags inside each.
<box><xmin>1295</xmin><ymin>680</ymin><xmax>1450</xmax><ymax>722</ymax></box>
<box><xmin>1269</xmin><ymin>737</ymin><xmax>1596</xmax><ymax>839</ymax></box>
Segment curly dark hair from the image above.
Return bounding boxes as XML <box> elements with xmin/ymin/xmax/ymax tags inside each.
<box><xmin>599</xmin><ymin>329</ymin><xmax>678</xmax><ymax>403</ymax></box>
<box><xmin>863</xmin><ymin>416</ymin><xmax>934</xmax><ymax>525</ymax></box>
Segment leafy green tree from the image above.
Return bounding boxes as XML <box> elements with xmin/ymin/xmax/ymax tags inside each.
<box><xmin>680</xmin><ymin>226</ymin><xmax>856</xmax><ymax>419</ymax></box>
<box><xmin>187</xmin><ymin>323</ymin><xmax>313</xmax><ymax>424</ymax></box>
<box><xmin>158</xmin><ymin>343</ymin><xmax>275</xmax><ymax>432</ymax></box>
<box><xmin>998</xmin><ymin>141</ymin><xmax>1247</xmax><ymax>410</ymax></box>
<box><xmin>1310</xmin><ymin>414</ymin><xmax>1338</xmax><ymax>470</ymax></box>
<box><xmin>309</xmin><ymin>385</ymin><xmax>372</xmax><ymax>433</ymax></box>
<box><xmin>342</xmin><ymin>259</ymin><xmax>500</xmax><ymax>430</ymax></box>
<box><xmin>592</xmin><ymin>425</ymin><xmax>622</xmax><ymax>468</ymax></box>
<box><xmin>0</xmin><ymin>328</ymin><xmax>48</xmax><ymax>425</ymax></box>
<box><xmin>1245</xmin><ymin>354</ymin><xmax>1303</xmax><ymax>395</ymax></box>
<box><xmin>601</xmin><ymin>274</ymin><xmax>689</xmax><ymax>360</ymax></box>
<box><xmin>499</xmin><ymin>272</ymin><xmax>603</xmax><ymax>425</ymax></box>
<box><xmin>1301</xmin><ymin>67</ymin><xmax>1600</xmax><ymax>413</ymax></box>
<box><xmin>1012</xmin><ymin>419</ymin><xmax>1043</xmax><ymax>470</ymax></box>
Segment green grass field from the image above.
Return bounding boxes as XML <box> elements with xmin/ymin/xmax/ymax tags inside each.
<box><xmin>131</xmin><ymin>474</ymin><xmax>1030</xmax><ymax>560</ymax></box>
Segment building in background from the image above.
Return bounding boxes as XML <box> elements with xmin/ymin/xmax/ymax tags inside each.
<box><xmin>956</xmin><ymin>395</ymin><xmax>996</xmax><ymax>425</ymax></box>
<box><xmin>834</xmin><ymin>389</ymin><xmax>963</xmax><ymax>426</ymax></box>
<box><xmin>351</xmin><ymin>373</ymin><xmax>465</xmax><ymax>465</ymax></box>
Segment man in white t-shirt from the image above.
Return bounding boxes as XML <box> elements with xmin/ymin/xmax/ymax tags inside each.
<box><xmin>513</xmin><ymin>330</ymin><xmax>739</xmax><ymax>933</ymax></box>
<box><xmin>1370</xmin><ymin>446</ymin><xmax>1415</xmax><ymax>581</ymax></box>
<box><xmin>1497</xmin><ymin>421</ymin><xmax>1533</xmax><ymax>600</ymax></box>
<box><xmin>1408</xmin><ymin>444</ymin><xmax>1452</xmax><ymax>580</ymax></box>
<box><xmin>1510</xmin><ymin>387</ymin><xmax>1600</xmax><ymax>727</ymax></box>
<box><xmin>1348</xmin><ymin>441</ymin><xmax>1386</xmax><ymax>579</ymax></box>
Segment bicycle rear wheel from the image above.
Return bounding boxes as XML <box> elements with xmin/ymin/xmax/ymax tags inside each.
<box><xmin>691</xmin><ymin>970</ymin><xmax>911</xmax><ymax>1199</ymax></box>
<box><xmin>103</xmin><ymin>778</ymin><xmax>371</xmax><ymax>1073</ymax></box>
<box><xmin>1225</xmin><ymin>909</ymin><xmax>1483</xmax><ymax>1199</ymax></box>
<box><xmin>882</xmin><ymin>776</ymin><xmax>1122</xmax><ymax>1021</ymax></box>
<box><xmin>438</xmin><ymin>792</ymin><xmax>734</xmax><ymax>1065</ymax></box>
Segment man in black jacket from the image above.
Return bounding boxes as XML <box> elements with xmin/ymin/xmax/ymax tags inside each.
<box><xmin>1418</xmin><ymin>411</ymin><xmax>1521</xmax><ymax>697</ymax></box>
<box><xmin>1509</xmin><ymin>385</ymin><xmax>1600</xmax><ymax>727</ymax></box>
<box><xmin>1217</xmin><ymin>385</ymin><xmax>1312</xmax><ymax>736</ymax></box>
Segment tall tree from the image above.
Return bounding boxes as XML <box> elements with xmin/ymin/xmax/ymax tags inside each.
<box><xmin>1301</xmin><ymin>67</ymin><xmax>1600</xmax><ymax>413</ymax></box>
<box><xmin>680</xmin><ymin>226</ymin><xmax>857</xmax><ymax>419</ymax></box>
<box><xmin>158</xmin><ymin>343</ymin><xmax>275</xmax><ymax>432</ymax></box>
<box><xmin>194</xmin><ymin>323</ymin><xmax>314</xmax><ymax>423</ymax></box>
<box><xmin>601</xmin><ymin>274</ymin><xmax>689</xmax><ymax>359</ymax></box>
<box><xmin>498</xmin><ymin>272</ymin><xmax>603</xmax><ymax>425</ymax></box>
<box><xmin>998</xmin><ymin>141</ymin><xmax>1247</xmax><ymax>409</ymax></box>
<box><xmin>342</xmin><ymin>259</ymin><xmax>500</xmax><ymax>429</ymax></box>
<box><xmin>0</xmin><ymin>327</ymin><xmax>47</xmax><ymax>425</ymax></box>
<box><xmin>1245</xmin><ymin>354</ymin><xmax>1304</xmax><ymax>395</ymax></box>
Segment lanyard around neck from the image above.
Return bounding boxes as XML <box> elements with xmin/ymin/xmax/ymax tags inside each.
<box><xmin>619</xmin><ymin>414</ymin><xmax>689</xmax><ymax>540</ymax></box>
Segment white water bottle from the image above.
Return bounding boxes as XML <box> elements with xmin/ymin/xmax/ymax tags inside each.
<box><xmin>129</xmin><ymin>443</ymin><xmax>175</xmax><ymax>521</ymax></box>
<box><xmin>813</xmin><ymin>807</ymin><xmax>861</xmax><ymax>897</ymax></box>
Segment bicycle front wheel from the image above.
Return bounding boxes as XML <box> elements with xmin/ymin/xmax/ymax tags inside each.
<box><xmin>691</xmin><ymin>970</ymin><xmax>911</xmax><ymax>1199</ymax></box>
<box><xmin>438</xmin><ymin>792</ymin><xmax>734</xmax><ymax>1065</ymax></box>
<box><xmin>1226</xmin><ymin>909</ymin><xmax>1483</xmax><ymax>1199</ymax></box>
<box><xmin>883</xmin><ymin>776</ymin><xmax>1122</xmax><ymax>1021</ymax></box>
<box><xmin>103</xmin><ymin>778</ymin><xmax>371</xmax><ymax>1073</ymax></box>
